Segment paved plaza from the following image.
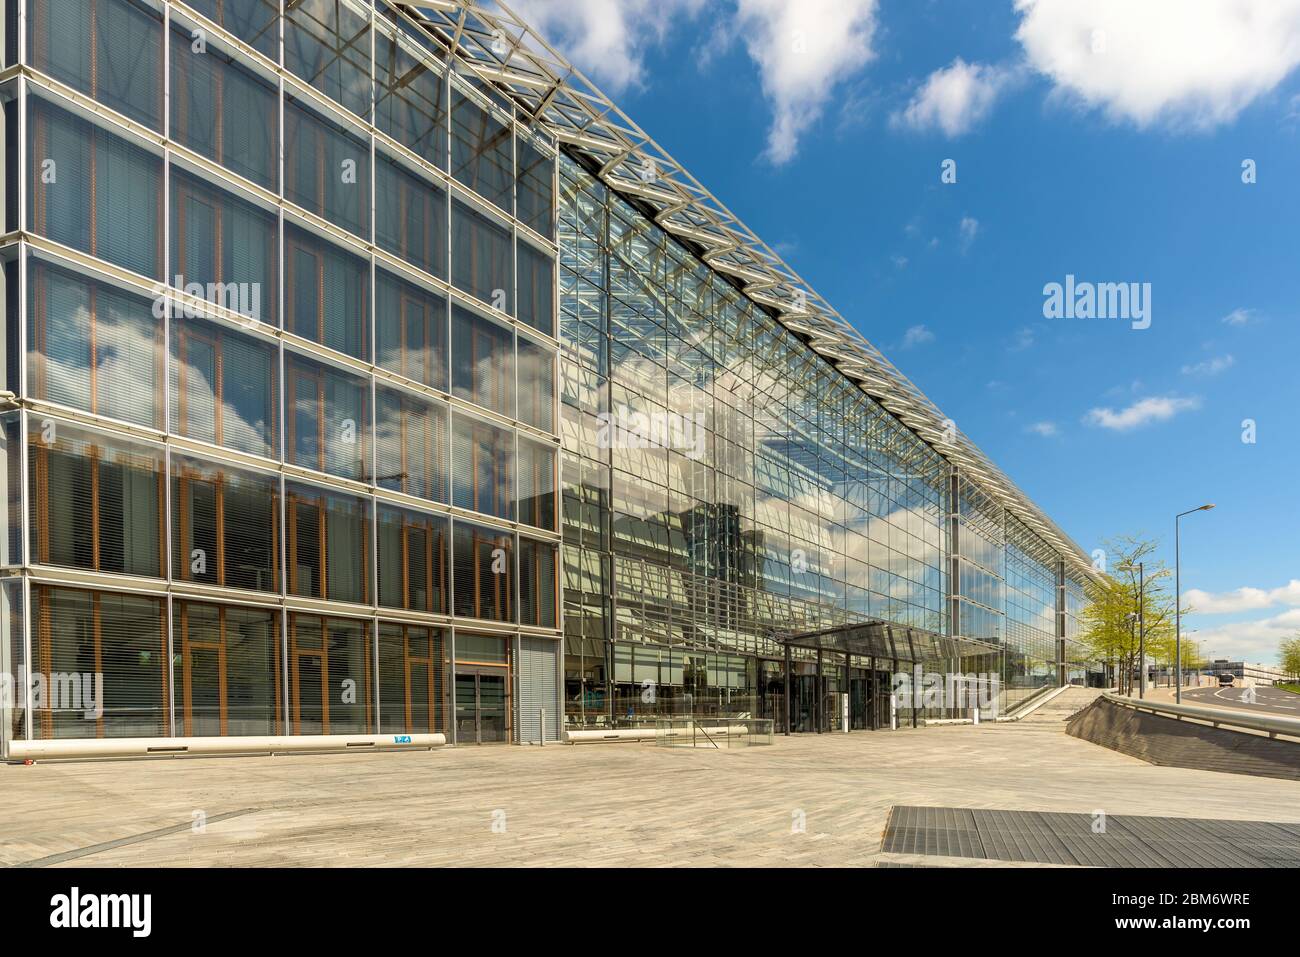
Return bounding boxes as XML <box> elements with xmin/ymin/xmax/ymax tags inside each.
<box><xmin>3</xmin><ymin>709</ymin><xmax>1298</xmax><ymax>867</ymax></box>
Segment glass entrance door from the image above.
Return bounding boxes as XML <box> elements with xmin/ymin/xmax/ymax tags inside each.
<box><xmin>849</xmin><ymin>670</ymin><xmax>870</xmax><ymax>730</ymax></box>
<box><xmin>455</xmin><ymin>670</ymin><xmax>508</xmax><ymax>744</ymax></box>
<box><xmin>873</xmin><ymin>670</ymin><xmax>893</xmax><ymax>729</ymax></box>
<box><xmin>793</xmin><ymin>673</ymin><xmax>818</xmax><ymax>732</ymax></box>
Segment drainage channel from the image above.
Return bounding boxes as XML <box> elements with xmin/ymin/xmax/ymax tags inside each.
<box><xmin>9</xmin><ymin>808</ymin><xmax>262</xmax><ymax>868</ymax></box>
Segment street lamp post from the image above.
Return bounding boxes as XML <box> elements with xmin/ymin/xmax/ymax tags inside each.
<box><xmin>1175</xmin><ymin>504</ymin><xmax>1215</xmax><ymax>704</ymax></box>
<box><xmin>1124</xmin><ymin>612</ymin><xmax>1137</xmax><ymax>695</ymax></box>
<box><xmin>1120</xmin><ymin>561</ymin><xmax>1146</xmax><ymax>699</ymax></box>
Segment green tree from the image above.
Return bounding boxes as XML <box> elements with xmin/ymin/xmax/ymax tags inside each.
<box><xmin>1280</xmin><ymin>634</ymin><xmax>1300</xmax><ymax>680</ymax></box>
<box><xmin>1079</xmin><ymin>535</ymin><xmax>1180</xmax><ymax>694</ymax></box>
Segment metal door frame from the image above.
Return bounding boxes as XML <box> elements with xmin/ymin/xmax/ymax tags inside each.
<box><xmin>455</xmin><ymin>666</ymin><xmax>508</xmax><ymax>744</ymax></box>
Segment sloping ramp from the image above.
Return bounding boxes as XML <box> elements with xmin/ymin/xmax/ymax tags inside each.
<box><xmin>1067</xmin><ymin>696</ymin><xmax>1300</xmax><ymax>781</ymax></box>
<box><xmin>1016</xmin><ymin>686</ymin><xmax>1106</xmax><ymax>724</ymax></box>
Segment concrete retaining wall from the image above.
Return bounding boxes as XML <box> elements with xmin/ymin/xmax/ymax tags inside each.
<box><xmin>1067</xmin><ymin>697</ymin><xmax>1300</xmax><ymax>781</ymax></box>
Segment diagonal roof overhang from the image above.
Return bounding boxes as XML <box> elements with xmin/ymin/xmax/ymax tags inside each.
<box><xmin>397</xmin><ymin>1</ymin><xmax>1099</xmax><ymax>582</ymax></box>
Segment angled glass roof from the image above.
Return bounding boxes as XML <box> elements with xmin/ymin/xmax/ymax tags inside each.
<box><xmin>397</xmin><ymin>1</ymin><xmax>1097</xmax><ymax>580</ymax></box>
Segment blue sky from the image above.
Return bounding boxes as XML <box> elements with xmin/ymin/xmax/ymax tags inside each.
<box><xmin>509</xmin><ymin>0</ymin><xmax>1300</xmax><ymax>665</ymax></box>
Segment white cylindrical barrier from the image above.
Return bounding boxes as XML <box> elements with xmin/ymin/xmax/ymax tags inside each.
<box><xmin>7</xmin><ymin>732</ymin><xmax>446</xmax><ymax>762</ymax></box>
<box><xmin>564</xmin><ymin>724</ymin><xmax>752</xmax><ymax>744</ymax></box>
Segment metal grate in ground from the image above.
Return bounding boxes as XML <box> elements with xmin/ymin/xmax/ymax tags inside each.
<box><xmin>880</xmin><ymin>806</ymin><xmax>1300</xmax><ymax>867</ymax></box>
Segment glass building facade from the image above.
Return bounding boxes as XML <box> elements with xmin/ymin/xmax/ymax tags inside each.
<box><xmin>558</xmin><ymin>157</ymin><xmax>1097</xmax><ymax>732</ymax></box>
<box><xmin>0</xmin><ymin>1</ymin><xmax>1095</xmax><ymax>752</ymax></box>
<box><xmin>1</xmin><ymin>0</ymin><xmax>562</xmax><ymax>749</ymax></box>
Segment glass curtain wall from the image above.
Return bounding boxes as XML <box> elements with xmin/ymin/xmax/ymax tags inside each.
<box><xmin>558</xmin><ymin>150</ymin><xmax>1081</xmax><ymax>728</ymax></box>
<box><xmin>559</xmin><ymin>154</ymin><xmax>952</xmax><ymax>728</ymax></box>
<box><xmin>3</xmin><ymin>0</ymin><xmax>560</xmax><ymax>745</ymax></box>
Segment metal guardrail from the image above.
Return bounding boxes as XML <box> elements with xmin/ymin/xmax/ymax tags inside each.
<box><xmin>1101</xmin><ymin>692</ymin><xmax>1300</xmax><ymax>740</ymax></box>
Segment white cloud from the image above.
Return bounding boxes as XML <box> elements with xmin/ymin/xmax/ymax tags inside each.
<box><xmin>1185</xmin><ymin>580</ymin><xmax>1300</xmax><ymax>615</ymax></box>
<box><xmin>1221</xmin><ymin>307</ymin><xmax>1255</xmax><ymax>326</ymax></box>
<box><xmin>508</xmin><ymin>0</ymin><xmax>708</xmax><ymax>92</ymax></box>
<box><xmin>1189</xmin><ymin>608</ymin><xmax>1300</xmax><ymax>664</ymax></box>
<box><xmin>893</xmin><ymin>58</ymin><xmax>1016</xmax><ymax>136</ymax></box>
<box><xmin>900</xmin><ymin>324</ymin><xmax>934</xmax><ymax>348</ymax></box>
<box><xmin>959</xmin><ymin>216</ymin><xmax>980</xmax><ymax>251</ymax></box>
<box><xmin>510</xmin><ymin>1</ymin><xmax>880</xmax><ymax>163</ymax></box>
<box><xmin>1180</xmin><ymin>354</ymin><xmax>1235</xmax><ymax>376</ymax></box>
<box><xmin>734</xmin><ymin>0</ymin><xmax>880</xmax><ymax>164</ymax></box>
<box><xmin>1009</xmin><ymin>326</ymin><xmax>1035</xmax><ymax>351</ymax></box>
<box><xmin>1083</xmin><ymin>395</ymin><xmax>1201</xmax><ymax>430</ymax></box>
<box><xmin>1025</xmin><ymin>421</ymin><xmax>1059</xmax><ymax>437</ymax></box>
<box><xmin>1014</xmin><ymin>0</ymin><xmax>1300</xmax><ymax>130</ymax></box>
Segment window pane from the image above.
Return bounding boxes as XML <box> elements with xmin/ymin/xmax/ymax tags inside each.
<box><xmin>517</xmin><ymin>242</ymin><xmax>554</xmax><ymax>337</ymax></box>
<box><xmin>284</xmin><ymin>96</ymin><xmax>369</xmax><ymax>238</ymax></box>
<box><xmin>290</xmin><ymin>614</ymin><xmax>373</xmax><ymax>733</ymax></box>
<box><xmin>379</xmin><ymin>623</ymin><xmax>448</xmax><ymax>734</ymax></box>
<box><xmin>517</xmin><ymin>138</ymin><xmax>553</xmax><ymax>239</ymax></box>
<box><xmin>172</xmin><ymin>169</ymin><xmax>278</xmax><ymax>326</ymax></box>
<box><xmin>170</xmin><ymin>315</ymin><xmax>278</xmax><ymax>458</ymax></box>
<box><xmin>287</xmin><ymin>482</ymin><xmax>371</xmax><ymax>604</ymax></box>
<box><xmin>172</xmin><ymin>455</ymin><xmax>279</xmax><ymax>593</ymax></box>
<box><xmin>28</xmin><ymin>261</ymin><xmax>162</xmax><ymax>429</ymax></box>
<box><xmin>286</xmin><ymin>352</ymin><xmax>370</xmax><ymax>480</ymax></box>
<box><xmin>451</xmin><ymin>304</ymin><xmax>513</xmax><ymax>417</ymax></box>
<box><xmin>376</xmin><ymin>151</ymin><xmax>447</xmax><ymax>280</ymax></box>
<box><xmin>173</xmin><ymin>601</ymin><xmax>282</xmax><ymax>736</ymax></box>
<box><xmin>170</xmin><ymin>22</ymin><xmax>277</xmax><ymax>189</ymax></box>
<box><xmin>284</xmin><ymin>0</ymin><xmax>372</xmax><ymax>119</ymax></box>
<box><xmin>30</xmin><ymin>422</ymin><xmax>163</xmax><ymax>578</ymax></box>
<box><xmin>451</xmin><ymin>200</ymin><xmax>512</xmax><ymax>314</ymax></box>
<box><xmin>377</xmin><ymin>503</ymin><xmax>448</xmax><ymax>615</ymax></box>
<box><xmin>285</xmin><ymin>224</ymin><xmax>368</xmax><ymax>359</ymax></box>
<box><xmin>185</xmin><ymin>0</ymin><xmax>279</xmax><ymax>60</ymax></box>
<box><xmin>451</xmin><ymin>89</ymin><xmax>512</xmax><ymax>213</ymax></box>
<box><xmin>452</xmin><ymin>414</ymin><xmax>514</xmax><ymax>522</ymax></box>
<box><xmin>376</xmin><ymin>268</ymin><xmax>447</xmax><ymax>391</ymax></box>
<box><xmin>28</xmin><ymin>97</ymin><xmax>162</xmax><ymax>279</ymax></box>
<box><xmin>375</xmin><ymin>13</ymin><xmax>446</xmax><ymax>169</ymax></box>
<box><xmin>455</xmin><ymin>633</ymin><xmax>507</xmax><ymax>664</ymax></box>
<box><xmin>452</xmin><ymin>520</ymin><xmax>513</xmax><ymax>622</ymax></box>
<box><xmin>28</xmin><ymin>0</ymin><xmax>163</xmax><ymax>129</ymax></box>
<box><xmin>517</xmin><ymin>436</ymin><xmax>556</xmax><ymax>531</ymax></box>
<box><xmin>516</xmin><ymin>333</ymin><xmax>553</xmax><ymax>433</ymax></box>
<box><xmin>376</xmin><ymin>386</ymin><xmax>448</xmax><ymax>503</ymax></box>
<box><xmin>520</xmin><ymin>537</ymin><xmax>557</xmax><ymax>628</ymax></box>
<box><xmin>32</xmin><ymin>586</ymin><xmax>166</xmax><ymax>739</ymax></box>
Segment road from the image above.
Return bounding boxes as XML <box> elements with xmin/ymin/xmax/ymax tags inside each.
<box><xmin>1179</xmin><ymin>683</ymin><xmax>1300</xmax><ymax>716</ymax></box>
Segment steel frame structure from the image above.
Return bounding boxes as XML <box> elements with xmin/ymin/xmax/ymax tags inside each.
<box><xmin>396</xmin><ymin>0</ymin><xmax>1096</xmax><ymax>580</ymax></box>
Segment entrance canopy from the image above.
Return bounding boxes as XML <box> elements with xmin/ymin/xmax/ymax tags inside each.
<box><xmin>778</xmin><ymin>621</ymin><xmax>998</xmax><ymax>664</ymax></box>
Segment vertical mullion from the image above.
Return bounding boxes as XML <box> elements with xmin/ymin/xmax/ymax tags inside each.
<box><xmin>277</xmin><ymin>0</ymin><xmax>290</xmax><ymax>736</ymax></box>
<box><xmin>162</xmin><ymin>0</ymin><xmax>176</xmax><ymax>738</ymax></box>
<box><xmin>368</xmin><ymin>0</ymin><xmax>381</xmax><ymax>735</ymax></box>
